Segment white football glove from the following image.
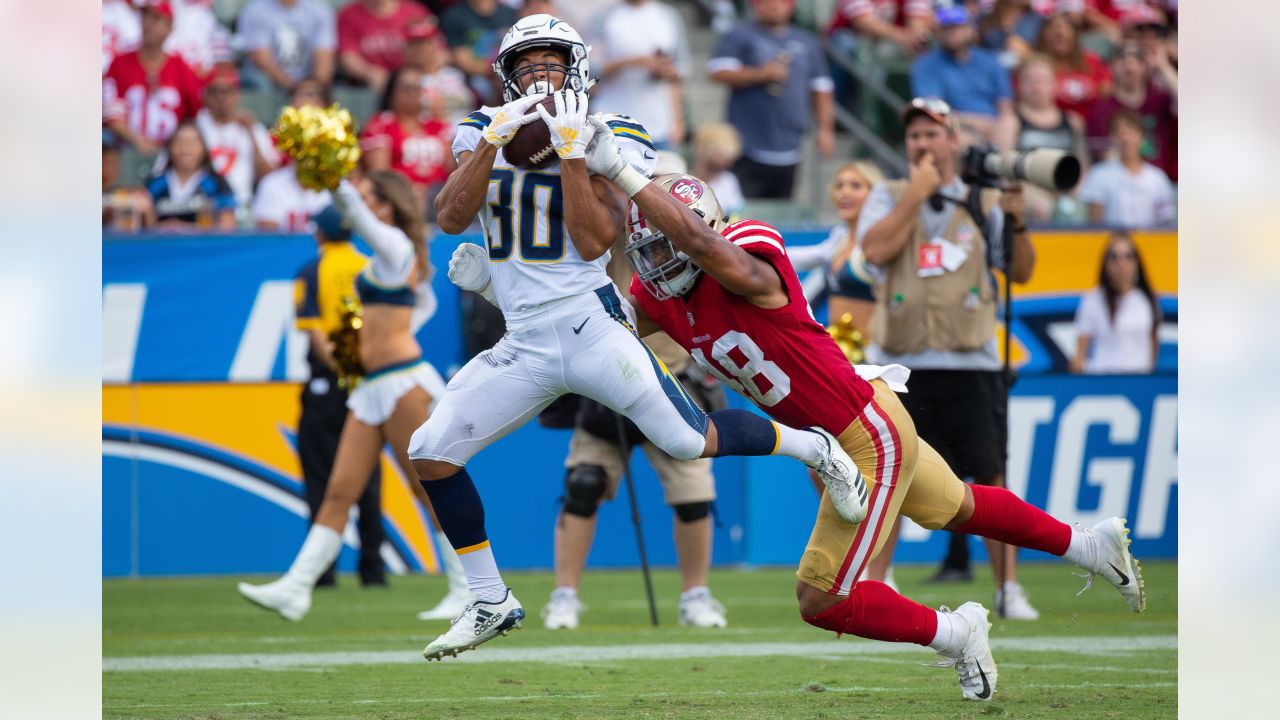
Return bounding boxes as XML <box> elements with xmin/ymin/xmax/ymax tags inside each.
<box><xmin>482</xmin><ymin>93</ymin><xmax>547</xmax><ymax>148</ymax></box>
<box><xmin>584</xmin><ymin>115</ymin><xmax>651</xmax><ymax>197</ymax></box>
<box><xmin>537</xmin><ymin>90</ymin><xmax>593</xmax><ymax>160</ymax></box>
<box><xmin>447</xmin><ymin>242</ymin><xmax>497</xmax><ymax>305</ymax></box>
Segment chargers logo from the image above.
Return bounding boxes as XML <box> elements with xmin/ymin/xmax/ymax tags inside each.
<box><xmin>669</xmin><ymin>178</ymin><xmax>703</xmax><ymax>203</ymax></box>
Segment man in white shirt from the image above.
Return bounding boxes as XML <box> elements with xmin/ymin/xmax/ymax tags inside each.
<box><xmin>1079</xmin><ymin>109</ymin><xmax>1176</xmax><ymax>228</ymax></box>
<box><xmin>196</xmin><ymin>65</ymin><xmax>281</xmax><ymax>212</ymax></box>
<box><xmin>588</xmin><ymin>0</ymin><xmax>690</xmax><ymax>149</ymax></box>
<box><xmin>252</xmin><ymin>165</ymin><xmax>330</xmax><ymax>232</ymax></box>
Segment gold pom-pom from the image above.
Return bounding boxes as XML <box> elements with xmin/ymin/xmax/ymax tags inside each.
<box><xmin>827</xmin><ymin>313</ymin><xmax>868</xmax><ymax>364</ymax></box>
<box><xmin>273</xmin><ymin>104</ymin><xmax>361</xmax><ymax>191</ymax></box>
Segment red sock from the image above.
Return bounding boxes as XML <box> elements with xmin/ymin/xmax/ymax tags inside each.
<box><xmin>955</xmin><ymin>484</ymin><xmax>1072</xmax><ymax>556</ymax></box>
<box><xmin>803</xmin><ymin>580</ymin><xmax>938</xmax><ymax>646</ymax></box>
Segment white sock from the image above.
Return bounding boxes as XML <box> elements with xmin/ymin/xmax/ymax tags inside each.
<box><xmin>774</xmin><ymin>423</ymin><xmax>826</xmax><ymax>466</ymax></box>
<box><xmin>928</xmin><ymin>609</ymin><xmax>970</xmax><ymax>656</ymax></box>
<box><xmin>551</xmin><ymin>586</ymin><xmax>577</xmax><ymax>600</ymax></box>
<box><xmin>435</xmin><ymin>531</ymin><xmax>468</xmax><ymax>594</ymax></box>
<box><xmin>456</xmin><ymin>543</ymin><xmax>507</xmax><ymax>603</ymax></box>
<box><xmin>1062</xmin><ymin>526</ymin><xmax>1098</xmax><ymax>570</ymax></box>
<box><xmin>681</xmin><ymin>585</ymin><xmax>710</xmax><ymax>601</ymax></box>
<box><xmin>285</xmin><ymin>525</ymin><xmax>342</xmax><ymax>587</ymax></box>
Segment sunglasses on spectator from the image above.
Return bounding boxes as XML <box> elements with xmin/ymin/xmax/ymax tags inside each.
<box><xmin>1107</xmin><ymin>251</ymin><xmax>1137</xmax><ymax>261</ymax></box>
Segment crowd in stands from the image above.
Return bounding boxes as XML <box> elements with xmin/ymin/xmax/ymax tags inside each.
<box><xmin>102</xmin><ymin>0</ymin><xmax>1177</xmax><ymax>234</ymax></box>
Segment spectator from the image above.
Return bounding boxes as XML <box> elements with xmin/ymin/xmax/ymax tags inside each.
<box><xmin>238</xmin><ymin>0</ymin><xmax>336</xmax><ymax>91</ymax></box>
<box><xmin>1122</xmin><ymin>4</ymin><xmax>1178</xmax><ymax>79</ymax></box>
<box><xmin>857</xmin><ymin>97</ymin><xmax>1041</xmax><ymax>619</ymax></box>
<box><xmin>1085</xmin><ymin>39</ymin><xmax>1175</xmax><ymax>179</ymax></box>
<box><xmin>402</xmin><ymin>19</ymin><xmax>473</xmax><ymax>125</ymax></box>
<box><xmin>103</xmin><ymin>1</ymin><xmax>204</xmax><ymax>155</ymax></box>
<box><xmin>1033</xmin><ymin>12</ymin><xmax>1110</xmax><ymax>118</ymax></box>
<box><xmin>1070</xmin><ymin>230</ymin><xmax>1161</xmax><ymax>373</ymax></box>
<box><xmin>103</xmin><ymin>129</ymin><xmax>156</xmax><ymax>231</ymax></box>
<box><xmin>589</xmin><ymin>0</ymin><xmax>690</xmax><ymax>150</ymax></box>
<box><xmin>337</xmin><ymin>0</ymin><xmax>431</xmax><ymax>94</ymax></box>
<box><xmin>146</xmin><ymin>121</ymin><xmax>238</xmax><ymax>230</ymax></box>
<box><xmin>1009</xmin><ymin>54</ymin><xmax>1089</xmax><ymax>221</ymax></box>
<box><xmin>360</xmin><ymin>66</ymin><xmax>455</xmax><ymax>209</ymax></box>
<box><xmin>1078</xmin><ymin>109</ymin><xmax>1175</xmax><ymax>227</ymax></box>
<box><xmin>251</xmin><ymin>82</ymin><xmax>334</xmax><ymax>232</ymax></box>
<box><xmin>165</xmin><ymin>0</ymin><xmax>233</xmax><ymax>80</ymax></box>
<box><xmin>976</xmin><ymin>0</ymin><xmax>1045</xmax><ymax>66</ymax></box>
<box><xmin>707</xmin><ymin>0</ymin><xmax>835</xmax><ymax>200</ymax></box>
<box><xmin>826</xmin><ymin>1</ymin><xmax>933</xmax><ymax>58</ymax></box>
<box><xmin>102</xmin><ymin>0</ymin><xmax>141</xmax><ymax>74</ymax></box>
<box><xmin>153</xmin><ymin>63</ymin><xmax>282</xmax><ymax>221</ymax></box>
<box><xmin>690</xmin><ymin>122</ymin><xmax>745</xmax><ymax>217</ymax></box>
<box><xmin>910</xmin><ymin>5</ymin><xmax>1016</xmax><ymax>148</ymax></box>
<box><xmin>440</xmin><ymin>0</ymin><xmax>518</xmax><ymax>106</ymax></box>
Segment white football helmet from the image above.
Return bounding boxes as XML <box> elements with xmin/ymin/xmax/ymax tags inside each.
<box><xmin>493</xmin><ymin>14</ymin><xmax>591</xmax><ymax>102</ymax></box>
<box><xmin>626</xmin><ymin>174</ymin><xmax>729</xmax><ymax>301</ymax></box>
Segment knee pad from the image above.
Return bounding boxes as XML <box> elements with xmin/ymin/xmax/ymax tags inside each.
<box><xmin>672</xmin><ymin>501</ymin><xmax>710</xmax><ymax>524</ymax></box>
<box><xmin>563</xmin><ymin>464</ymin><xmax>608</xmax><ymax>518</ymax></box>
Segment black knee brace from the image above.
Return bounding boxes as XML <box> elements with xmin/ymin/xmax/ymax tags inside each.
<box><xmin>673</xmin><ymin>501</ymin><xmax>710</xmax><ymax>523</ymax></box>
<box><xmin>563</xmin><ymin>464</ymin><xmax>608</xmax><ymax>518</ymax></box>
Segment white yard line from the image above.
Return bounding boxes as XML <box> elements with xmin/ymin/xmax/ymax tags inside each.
<box><xmin>103</xmin><ymin>635</ymin><xmax>1176</xmax><ymax>672</ymax></box>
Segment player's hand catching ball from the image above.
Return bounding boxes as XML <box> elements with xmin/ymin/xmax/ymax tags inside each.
<box><xmin>448</xmin><ymin>242</ymin><xmax>497</xmax><ymax>304</ymax></box>
<box><xmin>482</xmin><ymin>93</ymin><xmax>547</xmax><ymax>148</ymax></box>
<box><xmin>538</xmin><ymin>90</ymin><xmax>593</xmax><ymax>161</ymax></box>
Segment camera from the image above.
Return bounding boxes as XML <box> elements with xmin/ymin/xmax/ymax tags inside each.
<box><xmin>960</xmin><ymin>145</ymin><xmax>1081</xmax><ymax>192</ymax></box>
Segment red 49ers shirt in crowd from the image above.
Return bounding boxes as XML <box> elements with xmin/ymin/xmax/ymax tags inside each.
<box><xmin>360</xmin><ymin>111</ymin><xmax>452</xmax><ymax>186</ymax></box>
<box><xmin>631</xmin><ymin>218</ymin><xmax>874</xmax><ymax>435</ymax></box>
<box><xmin>338</xmin><ymin>0</ymin><xmax>430</xmax><ymax>71</ymax></box>
<box><xmin>103</xmin><ymin>50</ymin><xmax>203</xmax><ymax>144</ymax></box>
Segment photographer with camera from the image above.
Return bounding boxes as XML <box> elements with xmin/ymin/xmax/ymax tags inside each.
<box><xmin>857</xmin><ymin>97</ymin><xmax>1040</xmax><ymax>619</ymax></box>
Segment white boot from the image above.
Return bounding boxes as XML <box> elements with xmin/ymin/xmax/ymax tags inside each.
<box><xmin>237</xmin><ymin>525</ymin><xmax>340</xmax><ymax>621</ymax></box>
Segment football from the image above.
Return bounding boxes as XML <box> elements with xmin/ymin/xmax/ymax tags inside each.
<box><xmin>502</xmin><ymin>95</ymin><xmax>558</xmax><ymax>169</ymax></box>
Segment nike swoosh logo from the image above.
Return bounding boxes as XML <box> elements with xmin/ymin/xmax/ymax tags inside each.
<box><xmin>1108</xmin><ymin>561</ymin><xmax>1131</xmax><ymax>586</ymax></box>
<box><xmin>643</xmin><ymin>152</ymin><xmax>655</xmax><ymax>160</ymax></box>
<box><xmin>976</xmin><ymin>668</ymin><xmax>992</xmax><ymax>699</ymax></box>
<box><xmin>572</xmin><ymin>318</ymin><xmax>590</xmax><ymax>335</ymax></box>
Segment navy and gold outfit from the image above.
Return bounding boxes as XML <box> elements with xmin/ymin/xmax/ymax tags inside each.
<box><xmin>294</xmin><ymin>238</ymin><xmax>385</xmax><ymax>587</ymax></box>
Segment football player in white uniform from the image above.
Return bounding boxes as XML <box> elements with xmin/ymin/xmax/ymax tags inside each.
<box><xmin>410</xmin><ymin>14</ymin><xmax>868</xmax><ymax>661</ymax></box>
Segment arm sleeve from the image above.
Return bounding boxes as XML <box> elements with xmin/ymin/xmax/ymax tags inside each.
<box><xmin>854</xmin><ymin>184</ymin><xmax>894</xmax><ymax>246</ymax></box>
<box><xmin>786</xmin><ymin>228</ymin><xmax>840</xmax><ymax>272</ymax></box>
<box><xmin>332</xmin><ymin>179</ymin><xmax>415</xmax><ymax>284</ymax></box>
<box><xmin>294</xmin><ymin>263</ymin><xmax>321</xmax><ymax>330</ymax></box>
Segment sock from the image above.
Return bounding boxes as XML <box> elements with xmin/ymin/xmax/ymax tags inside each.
<box><xmin>435</xmin><ymin>530</ymin><xmax>468</xmax><ymax>594</ymax></box>
<box><xmin>285</xmin><ymin>525</ymin><xmax>342</xmax><ymax>587</ymax></box>
<box><xmin>421</xmin><ymin>468</ymin><xmax>506</xmax><ymax>603</ymax></box>
<box><xmin>954</xmin><ymin>484</ymin><xmax>1072</xmax><ymax>556</ymax></box>
<box><xmin>1062</xmin><ymin>526</ymin><xmax>1098</xmax><ymax>570</ymax></box>
<box><xmin>802</xmin><ymin>580</ymin><xmax>937</xmax><ymax>645</ymax></box>
<box><xmin>681</xmin><ymin>585</ymin><xmax>710</xmax><ymax>601</ymax></box>
<box><xmin>928</xmin><ymin>609</ymin><xmax>971</xmax><ymax>656</ymax></box>
<box><xmin>551</xmin><ymin>586</ymin><xmax>577</xmax><ymax>600</ymax></box>
<box><xmin>707</xmin><ymin>409</ymin><xmax>823</xmax><ymax>465</ymax></box>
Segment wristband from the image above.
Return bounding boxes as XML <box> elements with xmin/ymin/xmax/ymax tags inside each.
<box><xmin>614</xmin><ymin>164</ymin><xmax>651</xmax><ymax>198</ymax></box>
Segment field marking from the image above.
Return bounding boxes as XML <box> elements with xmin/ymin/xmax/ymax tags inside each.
<box><xmin>103</xmin><ymin>635</ymin><xmax>1175</xmax><ymax>672</ymax></box>
<box><xmin>104</xmin><ymin>681</ymin><xmax>1178</xmax><ymax>711</ymax></box>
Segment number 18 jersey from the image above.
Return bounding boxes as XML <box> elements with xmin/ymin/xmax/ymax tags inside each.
<box><xmin>630</xmin><ymin>220</ymin><xmax>875</xmax><ymax>435</ymax></box>
<box><xmin>453</xmin><ymin>108</ymin><xmax>657</xmax><ymax>322</ymax></box>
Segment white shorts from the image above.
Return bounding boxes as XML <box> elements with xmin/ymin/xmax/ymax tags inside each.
<box><xmin>408</xmin><ymin>285</ymin><xmax>709</xmax><ymax>466</ymax></box>
<box><xmin>347</xmin><ymin>359</ymin><xmax>447</xmax><ymax>426</ymax></box>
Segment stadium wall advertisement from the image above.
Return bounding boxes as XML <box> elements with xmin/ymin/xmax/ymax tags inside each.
<box><xmin>103</xmin><ymin>230</ymin><xmax>1177</xmax><ymax>577</ymax></box>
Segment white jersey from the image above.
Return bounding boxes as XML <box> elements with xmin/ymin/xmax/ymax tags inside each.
<box><xmin>251</xmin><ymin>165</ymin><xmax>330</xmax><ymax>232</ymax></box>
<box><xmin>452</xmin><ymin>107</ymin><xmax>658</xmax><ymax>323</ymax></box>
<box><xmin>195</xmin><ymin>109</ymin><xmax>281</xmax><ymax>207</ymax></box>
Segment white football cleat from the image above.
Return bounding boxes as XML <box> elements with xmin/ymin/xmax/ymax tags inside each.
<box><xmin>808</xmin><ymin>426</ymin><xmax>868</xmax><ymax>524</ymax></box>
<box><xmin>417</xmin><ymin>586</ymin><xmax>473</xmax><ymax>621</ymax></box>
<box><xmin>541</xmin><ymin>589</ymin><xmax>582</xmax><ymax>630</ymax></box>
<box><xmin>237</xmin><ymin>577</ymin><xmax>311</xmax><ymax>622</ymax></box>
<box><xmin>679</xmin><ymin>587</ymin><xmax>727</xmax><ymax>628</ymax></box>
<box><xmin>995</xmin><ymin>581</ymin><xmax>1040</xmax><ymax>621</ymax></box>
<box><xmin>423</xmin><ymin>589</ymin><xmax>524</xmax><ymax>661</ymax></box>
<box><xmin>935</xmin><ymin>602</ymin><xmax>997</xmax><ymax>701</ymax></box>
<box><xmin>1077</xmin><ymin>517</ymin><xmax>1147</xmax><ymax>613</ymax></box>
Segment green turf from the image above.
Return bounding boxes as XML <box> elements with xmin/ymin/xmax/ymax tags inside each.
<box><xmin>104</xmin><ymin>561</ymin><xmax>1176</xmax><ymax>719</ymax></box>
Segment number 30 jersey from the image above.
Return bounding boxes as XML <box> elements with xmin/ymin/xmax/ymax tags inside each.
<box><xmin>630</xmin><ymin>220</ymin><xmax>875</xmax><ymax>435</ymax></box>
<box><xmin>453</xmin><ymin>108</ymin><xmax>658</xmax><ymax>322</ymax></box>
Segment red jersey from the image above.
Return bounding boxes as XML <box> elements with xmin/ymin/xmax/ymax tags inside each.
<box><xmin>360</xmin><ymin>111</ymin><xmax>452</xmax><ymax>186</ymax></box>
<box><xmin>103</xmin><ymin>51</ymin><xmax>203</xmax><ymax>143</ymax></box>
<box><xmin>338</xmin><ymin>1</ymin><xmax>430</xmax><ymax>71</ymax></box>
<box><xmin>1053</xmin><ymin>52</ymin><xmax>1111</xmax><ymax>118</ymax></box>
<box><xmin>631</xmin><ymin>220</ymin><xmax>874</xmax><ymax>435</ymax></box>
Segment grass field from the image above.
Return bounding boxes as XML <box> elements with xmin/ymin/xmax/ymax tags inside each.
<box><xmin>103</xmin><ymin>561</ymin><xmax>1176</xmax><ymax>719</ymax></box>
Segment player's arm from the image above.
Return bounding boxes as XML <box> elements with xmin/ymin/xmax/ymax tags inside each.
<box><xmin>561</xmin><ymin>161</ymin><xmax>627</xmax><ymax>262</ymax></box>
<box><xmin>436</xmin><ymin>97</ymin><xmax>545</xmax><ymax>234</ymax></box>
<box><xmin>632</xmin><ymin>182</ymin><xmax>786</xmax><ymax>306</ymax></box>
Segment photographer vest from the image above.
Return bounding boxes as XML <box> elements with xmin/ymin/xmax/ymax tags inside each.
<box><xmin>870</xmin><ymin>180</ymin><xmax>1001</xmax><ymax>355</ymax></box>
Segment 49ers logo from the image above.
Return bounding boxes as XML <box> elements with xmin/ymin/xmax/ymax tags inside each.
<box><xmin>669</xmin><ymin>178</ymin><xmax>703</xmax><ymax>204</ymax></box>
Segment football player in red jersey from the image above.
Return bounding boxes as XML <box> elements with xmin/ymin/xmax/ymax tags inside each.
<box><xmin>584</xmin><ymin>128</ymin><xmax>1148</xmax><ymax>702</ymax></box>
